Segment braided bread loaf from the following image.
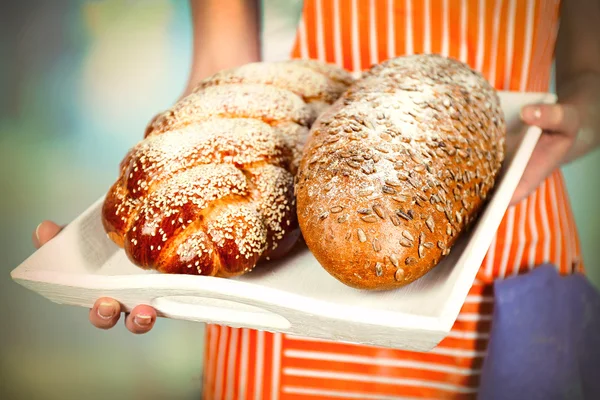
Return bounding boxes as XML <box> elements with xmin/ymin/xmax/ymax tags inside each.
<box><xmin>102</xmin><ymin>59</ymin><xmax>353</xmax><ymax>277</ymax></box>
<box><xmin>295</xmin><ymin>54</ymin><xmax>506</xmax><ymax>290</ymax></box>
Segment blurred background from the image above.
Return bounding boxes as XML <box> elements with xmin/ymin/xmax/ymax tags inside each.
<box><xmin>0</xmin><ymin>1</ymin><xmax>598</xmax><ymax>399</ymax></box>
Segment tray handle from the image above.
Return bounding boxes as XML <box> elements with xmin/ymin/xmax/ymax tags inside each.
<box><xmin>151</xmin><ymin>295</ymin><xmax>291</xmax><ymax>330</ymax></box>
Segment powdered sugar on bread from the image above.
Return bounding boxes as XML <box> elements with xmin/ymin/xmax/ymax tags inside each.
<box><xmin>102</xmin><ymin>59</ymin><xmax>354</xmax><ymax>277</ymax></box>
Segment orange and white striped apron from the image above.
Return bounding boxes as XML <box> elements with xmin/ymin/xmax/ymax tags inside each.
<box><xmin>202</xmin><ymin>1</ymin><xmax>585</xmax><ymax>399</ymax></box>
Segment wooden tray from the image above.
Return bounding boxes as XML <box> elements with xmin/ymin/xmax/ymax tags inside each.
<box><xmin>11</xmin><ymin>91</ymin><xmax>555</xmax><ymax>352</ymax></box>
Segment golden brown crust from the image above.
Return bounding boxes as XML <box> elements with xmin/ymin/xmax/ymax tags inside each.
<box><xmin>103</xmin><ymin>60</ymin><xmax>353</xmax><ymax>277</ymax></box>
<box><xmin>295</xmin><ymin>54</ymin><xmax>506</xmax><ymax>290</ymax></box>
<box><xmin>193</xmin><ymin>60</ymin><xmax>352</xmax><ymax>106</ymax></box>
<box><xmin>144</xmin><ymin>84</ymin><xmax>316</xmax><ymax>138</ymax></box>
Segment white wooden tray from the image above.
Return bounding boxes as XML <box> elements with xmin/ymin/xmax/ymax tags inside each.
<box><xmin>11</xmin><ymin>91</ymin><xmax>555</xmax><ymax>352</ymax></box>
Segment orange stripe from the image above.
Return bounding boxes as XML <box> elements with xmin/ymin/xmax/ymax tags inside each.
<box><xmin>232</xmin><ymin>329</ymin><xmax>244</xmax><ymax>400</ymax></box>
<box><xmin>458</xmin><ymin>300</ymin><xmax>494</xmax><ymax>315</ymax></box>
<box><xmin>303</xmin><ymin>0</ymin><xmax>319</xmax><ymax>61</ymax></box>
<box><xmin>499</xmin><ymin>208</ymin><xmax>516</xmax><ymax>277</ymax></box>
<box><xmin>511</xmin><ymin>200</ymin><xmax>526</xmax><ymax>275</ymax></box>
<box><xmin>528</xmin><ymin>0</ymin><xmax>543</xmax><ymax>90</ymax></box>
<box><xmin>448</xmin><ymin>0</ymin><xmax>461</xmax><ymax>59</ymax></box>
<box><xmin>535</xmin><ymin>181</ymin><xmax>552</xmax><ymax>266</ymax></box>
<box><xmin>542</xmin><ymin>178</ymin><xmax>553</xmax><ymax>265</ymax></box>
<box><xmin>524</xmin><ymin>0</ymin><xmax>541</xmax><ymax>90</ymax></box>
<box><xmin>508</xmin><ymin>0</ymin><xmax>527</xmax><ymax>90</ymax></box>
<box><xmin>527</xmin><ymin>188</ymin><xmax>539</xmax><ymax>270</ymax></box>
<box><xmin>535</xmin><ymin>0</ymin><xmax>554</xmax><ymax>90</ymax></box>
<box><xmin>553</xmin><ymin>173</ymin><xmax>570</xmax><ymax>273</ymax></box>
<box><xmin>491</xmin><ymin>210</ymin><xmax>510</xmax><ymax>277</ymax></box>
<box><xmin>541</xmin><ymin>0</ymin><xmax>561</xmax><ymax>91</ymax></box>
<box><xmin>205</xmin><ymin>325</ymin><xmax>217</xmax><ymax>400</ymax></box>
<box><xmin>436</xmin><ymin>337</ymin><xmax>489</xmax><ymax>352</ymax></box>
<box><xmin>477</xmin><ymin>250</ymin><xmax>493</xmax><ymax>282</ymax></box>
<box><xmin>393</xmin><ymin>0</ymin><xmax>407</xmax><ymax>56</ymax></box>
<box><xmin>533</xmin><ymin>181</ymin><xmax>548</xmax><ymax>266</ymax></box>
<box><xmin>245</xmin><ymin>330</ymin><xmax>257</xmax><ymax>400</ymax></box>
<box><xmin>467</xmin><ymin>283</ymin><xmax>494</xmax><ymax>297</ymax></box>
<box><xmin>546</xmin><ymin>174</ymin><xmax>561</xmax><ymax>269</ymax></box>
<box><xmin>223</xmin><ymin>327</ymin><xmax>235</xmax><ymax>400</ymax></box>
<box><xmin>290</xmin><ymin>40</ymin><xmax>301</xmax><ymax>59</ymax></box>
<box><xmin>465</xmin><ymin>0</ymin><xmax>479</xmax><ymax>65</ymax></box>
<box><xmin>517</xmin><ymin>199</ymin><xmax>532</xmax><ymax>275</ymax></box>
<box><xmin>283</xmin><ymin>337</ymin><xmax>485</xmax><ymax>369</ymax></box>
<box><xmin>553</xmin><ymin>172</ymin><xmax>570</xmax><ymax>273</ymax></box>
<box><xmin>519</xmin><ymin>197</ymin><xmax>533</xmax><ymax>272</ymax></box>
<box><xmin>357</xmin><ymin>0</ymin><xmax>373</xmax><ymax>69</ymax></box>
<box><xmin>289</xmin><ymin>24</ymin><xmax>302</xmax><ymax>60</ymax></box>
<box><xmin>450</xmin><ymin>319</ymin><xmax>492</xmax><ymax>334</ymax></box>
<box><xmin>494</xmin><ymin>0</ymin><xmax>511</xmax><ymax>88</ymax></box>
<box><xmin>505</xmin><ymin>204</ymin><xmax>523</xmax><ymax>276</ymax></box>
<box><xmin>574</xmin><ymin>223</ymin><xmax>584</xmax><ymax>273</ymax></box>
<box><xmin>480</xmin><ymin>0</ymin><xmax>498</xmax><ymax>81</ymax></box>
<box><xmin>282</xmin><ymin>392</ymin><xmax>474</xmax><ymax>400</ymax></box>
<box><xmin>280</xmin><ymin>374</ymin><xmax>479</xmax><ymax>399</ymax></box>
<box><xmin>216</xmin><ymin>326</ymin><xmax>231</xmax><ymax>400</ymax></box>
<box><xmin>429</xmin><ymin>0</ymin><xmax>444</xmax><ymax>55</ymax></box>
<box><xmin>555</xmin><ymin>172</ymin><xmax>584</xmax><ymax>273</ymax></box>
<box><xmin>202</xmin><ymin>325</ymin><xmax>213</xmax><ymax>400</ymax></box>
<box><xmin>223</xmin><ymin>328</ymin><xmax>240</xmax><ymax>400</ymax></box>
<box><xmin>263</xmin><ymin>332</ymin><xmax>275</xmax><ymax>400</ymax></box>
<box><xmin>458</xmin><ymin>0</ymin><xmax>468</xmax><ymax>62</ymax></box>
<box><xmin>339</xmin><ymin>0</ymin><xmax>354</xmax><ymax>70</ymax></box>
<box><xmin>282</xmin><ymin>357</ymin><xmax>481</xmax><ymax>383</ymax></box>
<box><xmin>212</xmin><ymin>325</ymin><xmax>223</xmax><ymax>399</ymax></box>
<box><xmin>376</xmin><ymin>0</ymin><xmax>389</xmax><ymax>62</ymax></box>
<box><xmin>321</xmin><ymin>0</ymin><xmax>336</xmax><ymax>63</ymax></box>
<box><xmin>536</xmin><ymin>4</ymin><xmax>552</xmax><ymax>90</ymax></box>
<box><xmin>411</xmin><ymin>0</ymin><xmax>425</xmax><ymax>54</ymax></box>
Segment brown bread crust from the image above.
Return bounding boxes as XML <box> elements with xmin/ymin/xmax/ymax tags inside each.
<box><xmin>295</xmin><ymin>54</ymin><xmax>506</xmax><ymax>290</ymax></box>
<box><xmin>102</xmin><ymin>60</ymin><xmax>353</xmax><ymax>277</ymax></box>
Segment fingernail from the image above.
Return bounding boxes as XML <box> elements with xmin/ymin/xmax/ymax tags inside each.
<box><xmin>97</xmin><ymin>302</ymin><xmax>116</xmax><ymax>320</ymax></box>
<box><xmin>34</xmin><ymin>223</ymin><xmax>42</xmax><ymax>245</ymax></box>
<box><xmin>522</xmin><ymin>106</ymin><xmax>541</xmax><ymax>121</ymax></box>
<box><xmin>134</xmin><ymin>315</ymin><xmax>153</xmax><ymax>327</ymax></box>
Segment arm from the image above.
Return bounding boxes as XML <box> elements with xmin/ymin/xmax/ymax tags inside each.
<box><xmin>182</xmin><ymin>0</ymin><xmax>261</xmax><ymax>97</ymax></box>
<box><xmin>513</xmin><ymin>0</ymin><xmax>600</xmax><ymax>204</ymax></box>
<box><xmin>555</xmin><ymin>0</ymin><xmax>600</xmax><ymax>163</ymax></box>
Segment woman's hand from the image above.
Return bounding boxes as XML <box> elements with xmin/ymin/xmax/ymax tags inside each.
<box><xmin>510</xmin><ymin>0</ymin><xmax>600</xmax><ymax>206</ymax></box>
<box><xmin>511</xmin><ymin>103</ymin><xmax>581</xmax><ymax>205</ymax></box>
<box><xmin>32</xmin><ymin>221</ymin><xmax>157</xmax><ymax>334</ymax></box>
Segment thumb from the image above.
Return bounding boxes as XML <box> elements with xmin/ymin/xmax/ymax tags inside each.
<box><xmin>33</xmin><ymin>221</ymin><xmax>63</xmax><ymax>248</ymax></box>
<box><xmin>520</xmin><ymin>103</ymin><xmax>580</xmax><ymax>134</ymax></box>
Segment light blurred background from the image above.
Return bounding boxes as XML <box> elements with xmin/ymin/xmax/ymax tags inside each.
<box><xmin>0</xmin><ymin>1</ymin><xmax>598</xmax><ymax>399</ymax></box>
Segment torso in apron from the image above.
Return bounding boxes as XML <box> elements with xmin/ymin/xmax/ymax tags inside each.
<box><xmin>202</xmin><ymin>1</ymin><xmax>584</xmax><ymax>399</ymax></box>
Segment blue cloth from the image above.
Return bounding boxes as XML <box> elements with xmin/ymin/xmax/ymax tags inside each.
<box><xmin>478</xmin><ymin>265</ymin><xmax>600</xmax><ymax>400</ymax></box>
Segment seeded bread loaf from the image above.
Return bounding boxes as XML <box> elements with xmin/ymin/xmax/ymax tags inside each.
<box><xmin>295</xmin><ymin>54</ymin><xmax>506</xmax><ymax>290</ymax></box>
<box><xmin>102</xmin><ymin>60</ymin><xmax>353</xmax><ymax>277</ymax></box>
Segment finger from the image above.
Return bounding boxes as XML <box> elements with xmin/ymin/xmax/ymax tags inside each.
<box><xmin>89</xmin><ymin>297</ymin><xmax>122</xmax><ymax>330</ymax></box>
<box><xmin>124</xmin><ymin>305</ymin><xmax>157</xmax><ymax>334</ymax></box>
<box><xmin>510</xmin><ymin>131</ymin><xmax>574</xmax><ymax>205</ymax></box>
<box><xmin>32</xmin><ymin>221</ymin><xmax>63</xmax><ymax>248</ymax></box>
<box><xmin>520</xmin><ymin>103</ymin><xmax>580</xmax><ymax>135</ymax></box>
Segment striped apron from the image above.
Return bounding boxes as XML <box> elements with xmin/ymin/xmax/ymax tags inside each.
<box><xmin>202</xmin><ymin>1</ymin><xmax>585</xmax><ymax>398</ymax></box>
